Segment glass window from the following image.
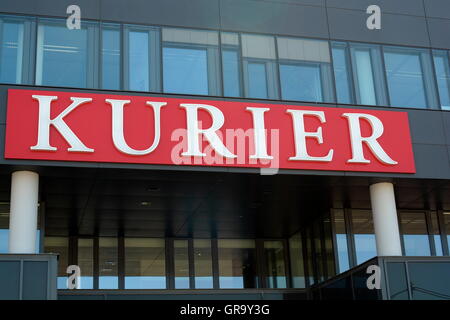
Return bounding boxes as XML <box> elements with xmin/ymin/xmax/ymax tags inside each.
<box><xmin>408</xmin><ymin>262</ymin><xmax>450</xmax><ymax>300</ymax></box>
<box><xmin>386</xmin><ymin>262</ymin><xmax>409</xmax><ymax>300</ymax></box>
<box><xmin>128</xmin><ymin>30</ymin><xmax>149</xmax><ymax>91</ymax></box>
<box><xmin>163</xmin><ymin>28</ymin><xmax>220</xmax><ymax>95</ymax></box>
<box><xmin>164</xmin><ymin>47</ymin><xmax>208</xmax><ymax>95</ymax></box>
<box><xmin>333</xmin><ymin>210</ymin><xmax>350</xmax><ymax>273</ymax></box>
<box><xmin>430</xmin><ymin>211</ymin><xmax>443</xmax><ymax>256</ymax></box>
<box><xmin>351</xmin><ymin>210</ymin><xmax>377</xmax><ymax>264</ymax></box>
<box><xmin>0</xmin><ymin>16</ymin><xmax>29</xmax><ymax>84</ymax></box>
<box><xmin>78</xmin><ymin>238</ymin><xmax>94</xmax><ymax>289</ymax></box>
<box><xmin>99</xmin><ymin>237</ymin><xmax>118</xmax><ymax>289</ymax></box>
<box><xmin>289</xmin><ymin>232</ymin><xmax>305</xmax><ymax>288</ymax></box>
<box><xmin>332</xmin><ymin>42</ymin><xmax>354</xmax><ymax>104</ymax></box>
<box><xmin>125</xmin><ymin>238</ymin><xmax>166</xmax><ymax>289</ymax></box>
<box><xmin>194</xmin><ymin>239</ymin><xmax>213</xmax><ymax>289</ymax></box>
<box><xmin>174</xmin><ymin>240</ymin><xmax>190</xmax><ymax>289</ymax></box>
<box><xmin>433</xmin><ymin>50</ymin><xmax>450</xmax><ymax>110</ymax></box>
<box><xmin>0</xmin><ymin>203</ymin><xmax>40</xmax><ymax>254</ymax></box>
<box><xmin>101</xmin><ymin>24</ymin><xmax>120</xmax><ymax>90</ymax></box>
<box><xmin>221</xmin><ymin>32</ymin><xmax>242</xmax><ymax>97</ymax></box>
<box><xmin>350</xmin><ymin>44</ymin><xmax>387</xmax><ymax>106</ymax></box>
<box><xmin>400</xmin><ymin>212</ymin><xmax>431</xmax><ymax>256</ymax></box>
<box><xmin>241</xmin><ymin>34</ymin><xmax>278</xmax><ymax>99</ymax></box>
<box><xmin>278</xmin><ymin>37</ymin><xmax>334</xmax><ymax>103</ymax></box>
<box><xmin>36</xmin><ymin>19</ymin><xmax>96</xmax><ymax>88</ymax></box>
<box><xmin>443</xmin><ymin>212</ymin><xmax>450</xmax><ymax>253</ymax></box>
<box><xmin>218</xmin><ymin>239</ymin><xmax>258</xmax><ymax>288</ymax></box>
<box><xmin>125</xmin><ymin>25</ymin><xmax>160</xmax><ymax>92</ymax></box>
<box><xmin>384</xmin><ymin>47</ymin><xmax>436</xmax><ymax>109</ymax></box>
<box><xmin>44</xmin><ymin>237</ymin><xmax>69</xmax><ymax>289</ymax></box>
<box><xmin>279</xmin><ymin>63</ymin><xmax>322</xmax><ymax>102</ymax></box>
<box><xmin>264</xmin><ymin>240</ymin><xmax>287</xmax><ymax>288</ymax></box>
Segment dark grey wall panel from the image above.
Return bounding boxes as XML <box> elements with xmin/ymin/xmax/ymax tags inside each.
<box><xmin>0</xmin><ymin>261</ymin><xmax>20</xmax><ymax>300</ymax></box>
<box><xmin>255</xmin><ymin>0</ymin><xmax>325</xmax><ymax>6</ymax></box>
<box><xmin>424</xmin><ymin>0</ymin><xmax>450</xmax><ymax>19</ymax></box>
<box><xmin>427</xmin><ymin>18</ymin><xmax>450</xmax><ymax>49</ymax></box>
<box><xmin>441</xmin><ymin>111</ymin><xmax>450</xmax><ymax>144</ymax></box>
<box><xmin>220</xmin><ymin>0</ymin><xmax>329</xmax><ymax>38</ymax></box>
<box><xmin>327</xmin><ymin>8</ymin><xmax>430</xmax><ymax>47</ymax></box>
<box><xmin>326</xmin><ymin>0</ymin><xmax>426</xmax><ymax>17</ymax></box>
<box><xmin>412</xmin><ymin>144</ymin><xmax>450</xmax><ymax>179</ymax></box>
<box><xmin>22</xmin><ymin>261</ymin><xmax>48</xmax><ymax>300</ymax></box>
<box><xmin>407</xmin><ymin>110</ymin><xmax>446</xmax><ymax>145</ymax></box>
<box><xmin>0</xmin><ymin>0</ymin><xmax>101</xmax><ymax>20</ymax></box>
<box><xmin>100</xmin><ymin>0</ymin><xmax>220</xmax><ymax>29</ymax></box>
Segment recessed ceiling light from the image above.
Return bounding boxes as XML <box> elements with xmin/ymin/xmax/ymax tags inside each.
<box><xmin>443</xmin><ymin>212</ymin><xmax>450</xmax><ymax>215</ymax></box>
<box><xmin>140</xmin><ymin>201</ymin><xmax>151</xmax><ymax>206</ymax></box>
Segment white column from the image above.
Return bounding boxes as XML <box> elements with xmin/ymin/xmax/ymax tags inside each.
<box><xmin>369</xmin><ymin>182</ymin><xmax>402</xmax><ymax>256</ymax></box>
<box><xmin>8</xmin><ymin>171</ymin><xmax>39</xmax><ymax>254</ymax></box>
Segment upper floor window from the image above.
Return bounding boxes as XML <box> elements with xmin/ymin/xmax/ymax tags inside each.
<box><xmin>101</xmin><ymin>23</ymin><xmax>121</xmax><ymax>90</ymax></box>
<box><xmin>277</xmin><ymin>37</ymin><xmax>334</xmax><ymax>103</ymax></box>
<box><xmin>0</xmin><ymin>15</ymin><xmax>33</xmax><ymax>84</ymax></box>
<box><xmin>384</xmin><ymin>46</ymin><xmax>438</xmax><ymax>109</ymax></box>
<box><xmin>36</xmin><ymin>18</ymin><xmax>97</xmax><ymax>88</ymax></box>
<box><xmin>332</xmin><ymin>42</ymin><xmax>354</xmax><ymax>104</ymax></box>
<box><xmin>349</xmin><ymin>43</ymin><xmax>388</xmax><ymax>106</ymax></box>
<box><xmin>221</xmin><ymin>32</ymin><xmax>242</xmax><ymax>97</ymax></box>
<box><xmin>124</xmin><ymin>25</ymin><xmax>160</xmax><ymax>92</ymax></box>
<box><xmin>162</xmin><ymin>28</ymin><xmax>220</xmax><ymax>95</ymax></box>
<box><xmin>241</xmin><ymin>34</ymin><xmax>279</xmax><ymax>99</ymax></box>
<box><xmin>433</xmin><ymin>50</ymin><xmax>450</xmax><ymax>110</ymax></box>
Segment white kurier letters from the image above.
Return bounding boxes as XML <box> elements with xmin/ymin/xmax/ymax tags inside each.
<box><xmin>31</xmin><ymin>95</ymin><xmax>94</xmax><ymax>152</ymax></box>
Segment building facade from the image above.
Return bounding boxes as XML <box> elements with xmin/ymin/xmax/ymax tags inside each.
<box><xmin>0</xmin><ymin>0</ymin><xmax>450</xmax><ymax>300</ymax></box>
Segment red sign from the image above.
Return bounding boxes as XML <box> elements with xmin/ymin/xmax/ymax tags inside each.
<box><xmin>4</xmin><ymin>89</ymin><xmax>415</xmax><ymax>173</ymax></box>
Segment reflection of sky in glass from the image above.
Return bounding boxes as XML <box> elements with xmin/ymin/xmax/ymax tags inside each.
<box><xmin>99</xmin><ymin>276</ymin><xmax>118</xmax><ymax>289</ymax></box>
<box><xmin>222</xmin><ymin>50</ymin><xmax>240</xmax><ymax>97</ymax></box>
<box><xmin>280</xmin><ymin>63</ymin><xmax>322</xmax><ymax>102</ymax></box>
<box><xmin>247</xmin><ymin>62</ymin><xmax>267</xmax><ymax>99</ymax></box>
<box><xmin>434</xmin><ymin>235</ymin><xmax>443</xmax><ymax>256</ymax></box>
<box><xmin>163</xmin><ymin>47</ymin><xmax>208</xmax><ymax>95</ymax></box>
<box><xmin>219</xmin><ymin>276</ymin><xmax>244</xmax><ymax>289</ymax></box>
<box><xmin>403</xmin><ymin>235</ymin><xmax>430</xmax><ymax>256</ymax></box>
<box><xmin>175</xmin><ymin>277</ymin><xmax>189</xmax><ymax>289</ymax></box>
<box><xmin>125</xmin><ymin>276</ymin><xmax>166</xmax><ymax>289</ymax></box>
<box><xmin>354</xmin><ymin>234</ymin><xmax>377</xmax><ymax>264</ymax></box>
<box><xmin>336</xmin><ymin>234</ymin><xmax>350</xmax><ymax>273</ymax></box>
<box><xmin>0</xmin><ymin>229</ymin><xmax>40</xmax><ymax>253</ymax></box>
<box><xmin>195</xmin><ymin>276</ymin><xmax>213</xmax><ymax>289</ymax></box>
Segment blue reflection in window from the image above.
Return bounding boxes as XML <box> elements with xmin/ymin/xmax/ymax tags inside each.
<box><xmin>354</xmin><ymin>234</ymin><xmax>377</xmax><ymax>264</ymax></box>
<box><xmin>219</xmin><ymin>276</ymin><xmax>245</xmax><ymax>289</ymax></box>
<box><xmin>332</xmin><ymin>45</ymin><xmax>353</xmax><ymax>104</ymax></box>
<box><xmin>247</xmin><ymin>62</ymin><xmax>267</xmax><ymax>99</ymax></box>
<box><xmin>129</xmin><ymin>31</ymin><xmax>149</xmax><ymax>91</ymax></box>
<box><xmin>0</xmin><ymin>21</ymin><xmax>23</xmax><ymax>84</ymax></box>
<box><xmin>125</xmin><ymin>276</ymin><xmax>166</xmax><ymax>289</ymax></box>
<box><xmin>433</xmin><ymin>51</ymin><xmax>450</xmax><ymax>110</ymax></box>
<box><xmin>434</xmin><ymin>235</ymin><xmax>443</xmax><ymax>256</ymax></box>
<box><xmin>102</xmin><ymin>26</ymin><xmax>120</xmax><ymax>90</ymax></box>
<box><xmin>163</xmin><ymin>47</ymin><xmax>208</xmax><ymax>95</ymax></box>
<box><xmin>222</xmin><ymin>50</ymin><xmax>241</xmax><ymax>97</ymax></box>
<box><xmin>175</xmin><ymin>277</ymin><xmax>189</xmax><ymax>289</ymax></box>
<box><xmin>195</xmin><ymin>277</ymin><xmax>213</xmax><ymax>289</ymax></box>
<box><xmin>403</xmin><ymin>235</ymin><xmax>431</xmax><ymax>256</ymax></box>
<box><xmin>336</xmin><ymin>234</ymin><xmax>350</xmax><ymax>273</ymax></box>
<box><xmin>99</xmin><ymin>276</ymin><xmax>118</xmax><ymax>289</ymax></box>
<box><xmin>0</xmin><ymin>229</ymin><xmax>40</xmax><ymax>253</ymax></box>
<box><xmin>37</xmin><ymin>22</ymin><xmax>88</xmax><ymax>87</ymax></box>
<box><xmin>384</xmin><ymin>50</ymin><xmax>427</xmax><ymax>108</ymax></box>
<box><xmin>280</xmin><ymin>63</ymin><xmax>322</xmax><ymax>102</ymax></box>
